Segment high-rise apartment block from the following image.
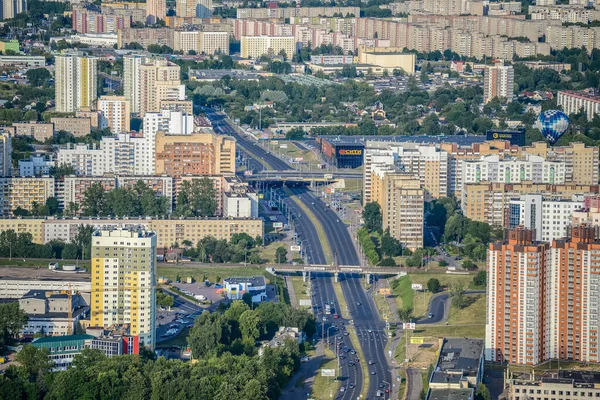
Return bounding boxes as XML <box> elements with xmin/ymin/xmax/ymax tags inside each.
<box><xmin>91</xmin><ymin>229</ymin><xmax>157</xmax><ymax>350</ymax></box>
<box><xmin>487</xmin><ymin>227</ymin><xmax>550</xmax><ymax>365</ymax></box>
<box><xmin>146</xmin><ymin>0</ymin><xmax>165</xmax><ymax>24</ymax></box>
<box><xmin>483</xmin><ymin>64</ymin><xmax>514</xmax><ymax>103</ymax></box>
<box><xmin>487</xmin><ymin>225</ymin><xmax>600</xmax><ymax>365</ymax></box>
<box><xmin>240</xmin><ymin>36</ymin><xmax>296</xmax><ymax>59</ymax></box>
<box><xmin>55</xmin><ymin>53</ymin><xmax>98</xmax><ymax>113</ymax></box>
<box><xmin>98</xmin><ymin>96</ymin><xmax>131</xmax><ymax>134</ymax></box>
<box><xmin>123</xmin><ymin>54</ymin><xmax>150</xmax><ymax>114</ymax></box>
<box><xmin>176</xmin><ymin>0</ymin><xmax>211</xmax><ymax>18</ymax></box>
<box><xmin>0</xmin><ymin>131</ymin><xmax>11</xmax><ymax>177</ymax></box>
<box><xmin>1</xmin><ymin>0</ymin><xmax>26</xmax><ymax>20</ymax></box>
<box><xmin>138</xmin><ymin>59</ymin><xmax>183</xmax><ymax>116</ymax></box>
<box><xmin>363</xmin><ymin>142</ymin><xmax>448</xmax><ymax>202</ymax></box>
<box><xmin>370</xmin><ymin>164</ymin><xmax>424</xmax><ymax>250</ymax></box>
<box><xmin>196</xmin><ymin>0</ymin><xmax>213</xmax><ymax>18</ymax></box>
<box><xmin>154</xmin><ymin>132</ymin><xmax>236</xmax><ymax>177</ymax></box>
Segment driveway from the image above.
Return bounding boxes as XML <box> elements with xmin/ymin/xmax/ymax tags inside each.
<box><xmin>417</xmin><ymin>290</ymin><xmax>486</xmax><ymax>324</ymax></box>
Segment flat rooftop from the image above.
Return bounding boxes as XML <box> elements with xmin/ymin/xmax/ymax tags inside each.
<box><xmin>428</xmin><ymin>388</ymin><xmax>474</xmax><ymax>400</ymax></box>
<box><xmin>317</xmin><ymin>135</ymin><xmax>487</xmax><ymax>146</ymax></box>
<box><xmin>0</xmin><ymin>267</ymin><xmax>90</xmax><ymax>281</ymax></box>
<box><xmin>557</xmin><ymin>370</ymin><xmax>600</xmax><ymax>384</ymax></box>
<box><xmin>438</xmin><ymin>338</ymin><xmax>484</xmax><ymax>374</ymax></box>
<box><xmin>224</xmin><ymin>276</ymin><xmax>266</xmax><ymax>286</ymax></box>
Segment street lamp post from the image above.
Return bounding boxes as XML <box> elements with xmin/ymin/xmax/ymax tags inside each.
<box><xmin>326</xmin><ymin>326</ymin><xmax>335</xmax><ymax>349</ymax></box>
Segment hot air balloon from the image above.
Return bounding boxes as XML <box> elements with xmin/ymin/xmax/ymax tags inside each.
<box><xmin>535</xmin><ymin>110</ymin><xmax>569</xmax><ymax>145</ymax></box>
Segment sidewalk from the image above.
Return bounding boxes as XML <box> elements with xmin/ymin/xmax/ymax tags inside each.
<box><xmin>279</xmin><ymin>341</ymin><xmax>325</xmax><ymax>400</ymax></box>
<box><xmin>285</xmin><ymin>275</ymin><xmax>298</xmax><ymax>307</ymax></box>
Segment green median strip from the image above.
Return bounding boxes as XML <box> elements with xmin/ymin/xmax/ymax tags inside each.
<box><xmin>332</xmin><ymin>281</ymin><xmax>348</xmax><ymax>319</ymax></box>
<box><xmin>283</xmin><ymin>187</ymin><xmax>333</xmax><ymax>264</ymax></box>
<box><xmin>311</xmin><ymin>348</ymin><xmax>340</xmax><ymax>399</ymax></box>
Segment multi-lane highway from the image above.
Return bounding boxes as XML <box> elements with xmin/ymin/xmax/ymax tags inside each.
<box><xmin>203</xmin><ymin>108</ymin><xmax>392</xmax><ymax>399</ymax></box>
<box><xmin>289</xmin><ymin>187</ymin><xmax>392</xmax><ymax>398</ymax></box>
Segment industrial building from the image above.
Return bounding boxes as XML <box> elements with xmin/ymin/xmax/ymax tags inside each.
<box><xmin>317</xmin><ymin>137</ymin><xmax>365</xmax><ymax>169</ymax></box>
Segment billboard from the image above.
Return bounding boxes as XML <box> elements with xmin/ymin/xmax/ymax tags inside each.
<box><xmin>280</xmin><ymin>144</ymin><xmax>288</xmax><ymax>149</ymax></box>
<box><xmin>273</xmin><ymin>222</ymin><xmax>283</xmax><ymax>229</ymax></box>
<box><xmin>486</xmin><ymin>129</ymin><xmax>526</xmax><ymax>146</ymax></box>
<box><xmin>403</xmin><ymin>323</ymin><xmax>416</xmax><ymax>330</ymax></box>
<box><xmin>324</xmin><ymin>174</ymin><xmax>333</xmax><ymax>180</ymax></box>
<box><xmin>379</xmin><ymin>288</ymin><xmax>391</xmax><ymax>295</ymax></box>
<box><xmin>321</xmin><ymin>369</ymin><xmax>336</xmax><ymax>377</ymax></box>
<box><xmin>299</xmin><ymin>299</ymin><xmax>312</xmax><ymax>307</ymax></box>
<box><xmin>411</xmin><ymin>284</ymin><xmax>423</xmax><ymax>291</ymax></box>
<box><xmin>411</xmin><ymin>337</ymin><xmax>424</xmax><ymax>344</ymax></box>
<box><xmin>290</xmin><ymin>245</ymin><xmax>301</xmax><ymax>251</ymax></box>
<box><xmin>338</xmin><ymin>149</ymin><xmax>362</xmax><ymax>155</ymax></box>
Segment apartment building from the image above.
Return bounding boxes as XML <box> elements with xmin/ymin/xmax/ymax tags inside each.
<box><xmin>530</xmin><ymin>5</ymin><xmax>596</xmax><ymax>24</ymax></box>
<box><xmin>138</xmin><ymin>59</ymin><xmax>182</xmax><ymax>116</ymax></box>
<box><xmin>507</xmin><ymin>194</ymin><xmax>584</xmax><ymax>242</ymax></box>
<box><xmin>56</xmin><ymin>143</ymin><xmax>105</xmax><ymax>176</ymax></box>
<box><xmin>19</xmin><ymin>154</ymin><xmax>54</xmax><ymax>177</ymax></box>
<box><xmin>12</xmin><ymin>122</ymin><xmax>54</xmax><ymax>142</ymax></box>
<box><xmin>240</xmin><ymin>36</ymin><xmax>296</xmax><ymax>59</ymax></box>
<box><xmin>146</xmin><ymin>0</ymin><xmax>165</xmax><ymax>24</ymax></box>
<box><xmin>63</xmin><ymin>175</ymin><xmax>117</xmax><ymax>209</ymax></box>
<box><xmin>154</xmin><ymin>132</ymin><xmax>236</xmax><ymax>177</ymax></box>
<box><xmin>98</xmin><ymin>96</ymin><xmax>131</xmax><ymax>134</ymax></box>
<box><xmin>511</xmin><ymin>370</ymin><xmax>600</xmax><ymax>400</ymax></box>
<box><xmin>0</xmin><ymin>131</ymin><xmax>10</xmax><ymax>177</ymax></box>
<box><xmin>236</xmin><ymin>7</ymin><xmax>360</xmax><ymax>19</ymax></box>
<box><xmin>173</xmin><ymin>31</ymin><xmax>198</xmax><ymax>54</ymax></box>
<box><xmin>1</xmin><ymin>0</ymin><xmax>26</xmax><ymax>20</ymax></box>
<box><xmin>72</xmin><ymin>5</ymin><xmax>132</xmax><ymax>34</ymax></box>
<box><xmin>557</xmin><ymin>90</ymin><xmax>600</xmax><ymax>121</ymax></box>
<box><xmin>55</xmin><ymin>53</ymin><xmax>98</xmax><ymax>113</ymax></box>
<box><xmin>117</xmin><ymin>27</ymin><xmax>173</xmax><ymax>49</ymax></box>
<box><xmin>91</xmin><ymin>229</ymin><xmax>157</xmax><ymax>349</ymax></box>
<box><xmin>483</xmin><ymin>64</ymin><xmax>514</xmax><ymax>103</ymax></box>
<box><xmin>51</xmin><ymin>117</ymin><xmax>92</xmax><ymax>137</ymax></box>
<box><xmin>549</xmin><ymin>225</ymin><xmax>600</xmax><ymax>362</ymax></box>
<box><xmin>545</xmin><ymin>25</ymin><xmax>600</xmax><ymax>52</ymax></box>
<box><xmin>0</xmin><ymin>177</ymin><xmax>55</xmax><ymax>215</ymax></box>
<box><xmin>76</xmin><ymin>108</ymin><xmax>102</xmax><ymax>128</ymax></box>
<box><xmin>523</xmin><ymin>142</ymin><xmax>599</xmax><ymax>185</ymax></box>
<box><xmin>461</xmin><ymin>154</ymin><xmax>566</xmax><ymax>187</ymax></box>
<box><xmin>198</xmin><ymin>31</ymin><xmax>229</xmax><ymax>55</ymax></box>
<box><xmin>370</xmin><ymin>164</ymin><xmax>424</xmax><ymax>250</ymax></box>
<box><xmin>462</xmin><ymin>182</ymin><xmax>599</xmax><ymax>227</ymax></box>
<box><xmin>487</xmin><ymin>227</ymin><xmax>550</xmax><ymax>365</ymax></box>
<box><xmin>123</xmin><ymin>54</ymin><xmax>151</xmax><ymax>114</ymax></box>
<box><xmin>102</xmin><ymin>2</ymin><xmax>147</xmax><ymax>24</ymax></box>
<box><xmin>0</xmin><ymin>218</ymin><xmax>44</xmax><ymax>244</ymax></box>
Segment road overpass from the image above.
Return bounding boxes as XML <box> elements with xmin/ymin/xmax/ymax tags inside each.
<box><xmin>266</xmin><ymin>263</ymin><xmax>407</xmax><ymax>282</ymax></box>
<box><xmin>246</xmin><ymin>170</ymin><xmax>363</xmax><ymax>182</ymax></box>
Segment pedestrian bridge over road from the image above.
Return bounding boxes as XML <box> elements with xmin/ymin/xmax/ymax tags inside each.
<box><xmin>246</xmin><ymin>171</ymin><xmax>362</xmax><ymax>183</ymax></box>
<box><xmin>266</xmin><ymin>264</ymin><xmax>407</xmax><ymax>282</ymax></box>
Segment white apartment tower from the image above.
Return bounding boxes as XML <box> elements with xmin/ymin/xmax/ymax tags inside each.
<box><xmin>55</xmin><ymin>53</ymin><xmax>98</xmax><ymax>113</ymax></box>
<box><xmin>483</xmin><ymin>64</ymin><xmax>514</xmax><ymax>103</ymax></box>
<box><xmin>98</xmin><ymin>96</ymin><xmax>131</xmax><ymax>134</ymax></box>
<box><xmin>123</xmin><ymin>54</ymin><xmax>150</xmax><ymax>114</ymax></box>
<box><xmin>91</xmin><ymin>229</ymin><xmax>157</xmax><ymax>349</ymax></box>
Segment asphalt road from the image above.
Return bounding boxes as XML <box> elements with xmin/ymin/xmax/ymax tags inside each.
<box><xmin>203</xmin><ymin>107</ymin><xmax>292</xmax><ymax>171</ymax></box>
<box><xmin>288</xmin><ymin>187</ymin><xmax>392</xmax><ymax>398</ymax></box>
<box><xmin>418</xmin><ymin>290</ymin><xmax>486</xmax><ymax>324</ymax></box>
<box><xmin>156</xmin><ymin>290</ymin><xmax>203</xmax><ymax>343</ymax></box>
<box><xmin>406</xmin><ymin>368</ymin><xmax>423</xmax><ymax>400</ymax></box>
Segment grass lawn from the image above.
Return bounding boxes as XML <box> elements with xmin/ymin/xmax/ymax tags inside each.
<box><xmin>269</xmin><ymin>142</ymin><xmax>319</xmax><ymax>164</ymax></box>
<box><xmin>156</xmin><ymin>327</ymin><xmax>190</xmax><ymax>348</ymax></box>
<box><xmin>259</xmin><ymin>241</ymin><xmax>283</xmax><ymax>264</ymax></box>
<box><xmin>291</xmin><ymin>276</ymin><xmax>311</xmax><ymax>306</ymax></box>
<box><xmin>391</xmin><ymin>273</ymin><xmax>483</xmax><ymax>319</ymax></box>
<box><xmin>447</xmin><ymin>294</ymin><xmax>486</xmax><ymax>327</ymax></box>
<box><xmin>283</xmin><ymin>187</ymin><xmax>333</xmax><ymax>264</ymax></box>
<box><xmin>373</xmin><ymin>292</ymin><xmax>393</xmax><ymax>321</ymax></box>
<box><xmin>411</xmin><ymin>323</ymin><xmax>485</xmax><ymax>339</ymax></box>
<box><xmin>311</xmin><ymin>348</ymin><xmax>340</xmax><ymax>400</ymax></box>
<box><xmin>332</xmin><ymin>281</ymin><xmax>348</xmax><ymax>318</ymax></box>
<box><xmin>391</xmin><ymin>275</ymin><xmax>414</xmax><ymax>310</ymax></box>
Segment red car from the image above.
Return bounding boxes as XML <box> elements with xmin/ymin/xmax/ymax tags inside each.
<box><xmin>333</xmin><ymin>314</ymin><xmax>339</xmax><ymax>319</ymax></box>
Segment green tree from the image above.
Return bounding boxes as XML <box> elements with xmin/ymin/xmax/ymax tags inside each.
<box><xmin>15</xmin><ymin>345</ymin><xmax>52</xmax><ymax>376</ymax></box>
<box><xmin>26</xmin><ymin>68</ymin><xmax>51</xmax><ymax>86</ymax></box>
<box><xmin>61</xmin><ymin>243</ymin><xmax>79</xmax><ymax>259</ymax></box>
<box><xmin>81</xmin><ymin>182</ymin><xmax>107</xmax><ymax>216</ymax></box>
<box><xmin>239</xmin><ymin>309</ymin><xmax>262</xmax><ymax>344</ymax></box>
<box><xmin>449</xmin><ymin>284</ymin><xmax>468</xmax><ymax>309</ymax></box>
<box><xmin>275</xmin><ymin>246</ymin><xmax>288</xmax><ymax>263</ymax></box>
<box><xmin>427</xmin><ymin>278</ymin><xmax>441</xmax><ymax>293</ymax></box>
<box><xmin>473</xmin><ymin>271</ymin><xmax>486</xmax><ymax>287</ymax></box>
<box><xmin>175</xmin><ymin>178</ymin><xmax>217</xmax><ymax>217</ymax></box>
<box><xmin>362</xmin><ymin>202</ymin><xmax>382</xmax><ymax>232</ymax></box>
<box><xmin>397</xmin><ymin>307</ymin><xmax>413</xmax><ymax>322</ymax></box>
<box><xmin>0</xmin><ymin>302</ymin><xmax>28</xmax><ymax>348</ymax></box>
<box><xmin>462</xmin><ymin>260</ymin><xmax>478</xmax><ymax>270</ymax></box>
<box><xmin>475</xmin><ymin>383</ymin><xmax>492</xmax><ymax>400</ymax></box>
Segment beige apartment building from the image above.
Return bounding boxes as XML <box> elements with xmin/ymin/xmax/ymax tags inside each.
<box><xmin>76</xmin><ymin>108</ymin><xmax>101</xmax><ymax>128</ymax></box>
<box><xmin>462</xmin><ymin>182</ymin><xmax>599</xmax><ymax>227</ymax></box>
<box><xmin>198</xmin><ymin>31</ymin><xmax>229</xmax><ymax>55</ymax></box>
<box><xmin>51</xmin><ymin>117</ymin><xmax>92</xmax><ymax>137</ymax></box>
<box><xmin>98</xmin><ymin>96</ymin><xmax>131</xmax><ymax>133</ymax></box>
<box><xmin>173</xmin><ymin>31</ymin><xmax>199</xmax><ymax>53</ymax></box>
<box><xmin>240</xmin><ymin>36</ymin><xmax>296</xmax><ymax>59</ymax></box>
<box><xmin>138</xmin><ymin>59</ymin><xmax>182</xmax><ymax>116</ymax></box>
<box><xmin>155</xmin><ymin>132</ymin><xmax>236</xmax><ymax>177</ymax></box>
<box><xmin>357</xmin><ymin>46</ymin><xmax>416</xmax><ymax>74</ymax></box>
<box><xmin>0</xmin><ymin>218</ymin><xmax>44</xmax><ymax>244</ymax></box>
<box><xmin>145</xmin><ymin>0</ymin><xmax>165</xmax><ymax>24</ymax></box>
<box><xmin>371</xmin><ymin>164</ymin><xmax>424</xmax><ymax>250</ymax></box>
<box><xmin>523</xmin><ymin>142</ymin><xmax>599</xmax><ymax>185</ymax></box>
<box><xmin>12</xmin><ymin>122</ymin><xmax>54</xmax><ymax>142</ymax></box>
<box><xmin>158</xmin><ymin>100</ymin><xmax>193</xmax><ymax>115</ymax></box>
<box><xmin>0</xmin><ymin>177</ymin><xmax>55</xmax><ymax>215</ymax></box>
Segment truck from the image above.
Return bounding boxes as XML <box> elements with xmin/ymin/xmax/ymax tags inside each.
<box><xmin>195</xmin><ymin>294</ymin><xmax>207</xmax><ymax>301</ymax></box>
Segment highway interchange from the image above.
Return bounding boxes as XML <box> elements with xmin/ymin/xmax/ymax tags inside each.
<box><xmin>203</xmin><ymin>107</ymin><xmax>393</xmax><ymax>399</ymax></box>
